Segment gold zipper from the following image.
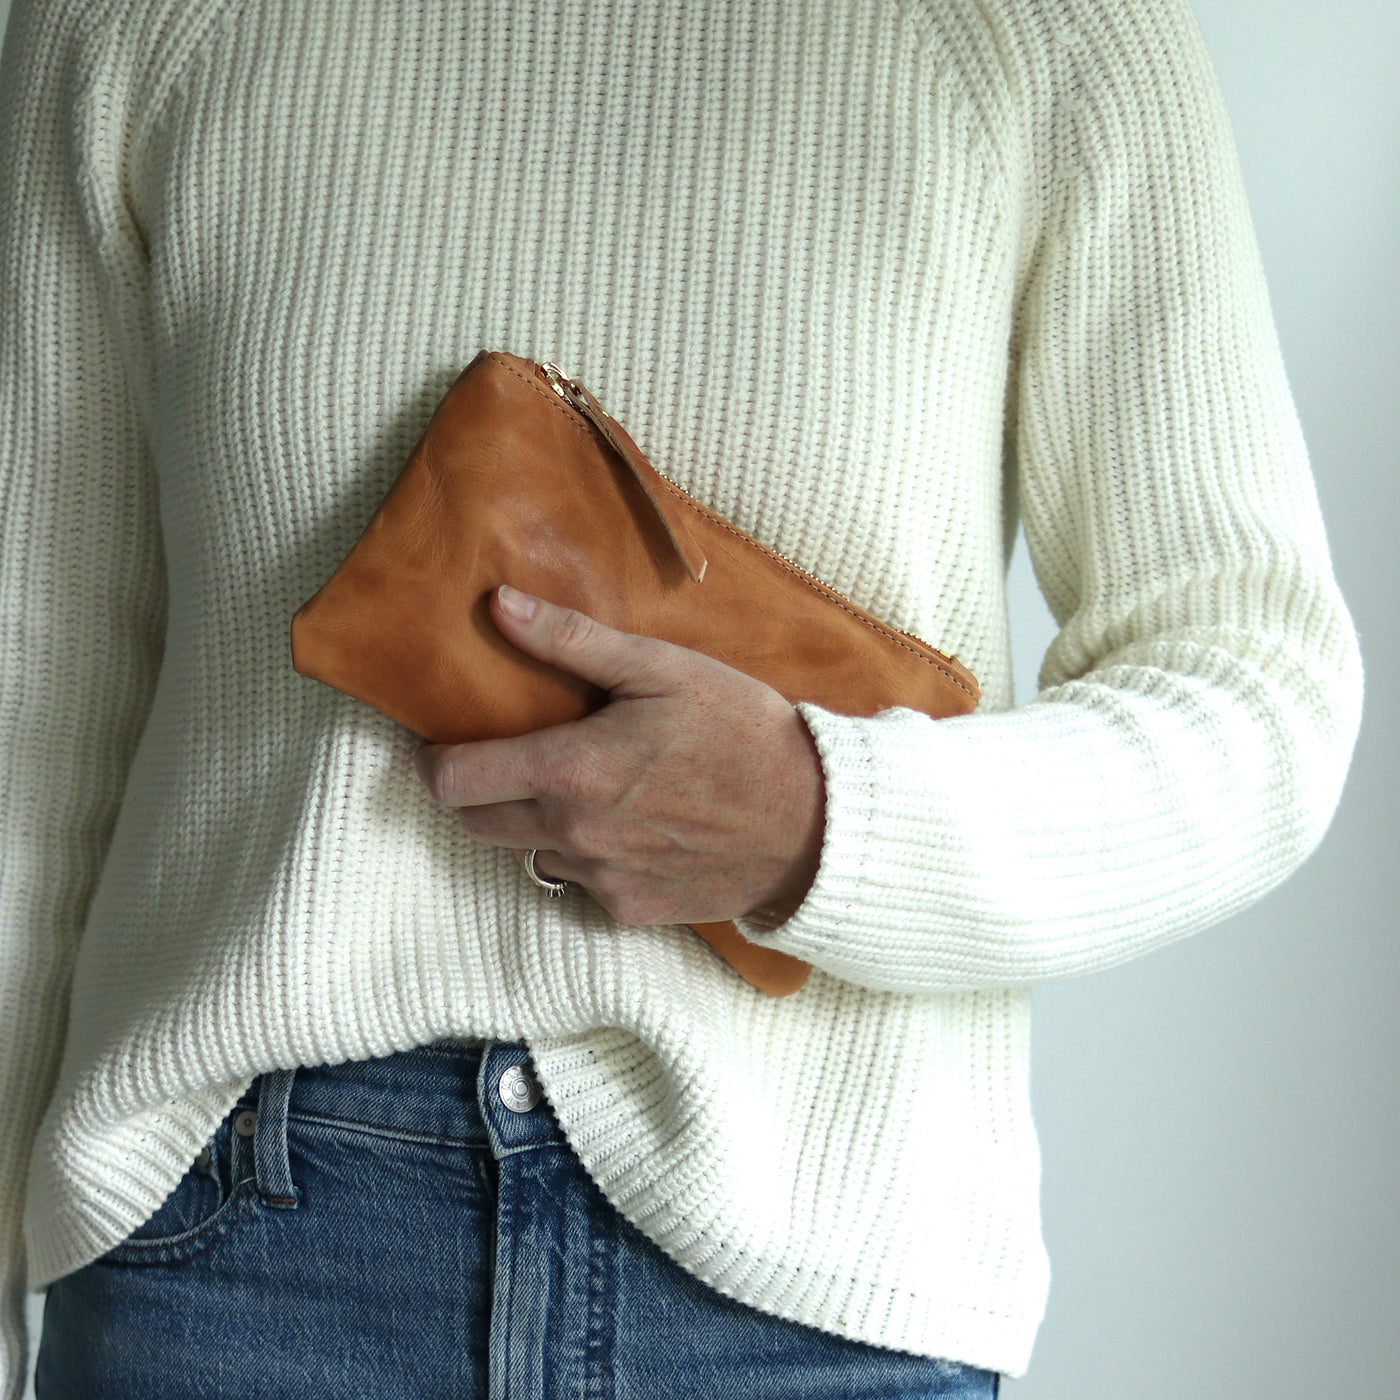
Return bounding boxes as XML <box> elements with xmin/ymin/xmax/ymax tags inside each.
<box><xmin>540</xmin><ymin>361</ymin><xmax>584</xmax><ymax>410</ymax></box>
<box><xmin>536</xmin><ymin>361</ymin><xmax>960</xmax><ymax>665</ymax></box>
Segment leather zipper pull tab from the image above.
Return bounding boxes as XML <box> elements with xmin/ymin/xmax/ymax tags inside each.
<box><xmin>539</xmin><ymin>364</ymin><xmax>709</xmax><ymax>585</ymax></box>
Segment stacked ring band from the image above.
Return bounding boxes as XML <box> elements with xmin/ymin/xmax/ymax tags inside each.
<box><xmin>524</xmin><ymin>848</ymin><xmax>571</xmax><ymax>897</ymax></box>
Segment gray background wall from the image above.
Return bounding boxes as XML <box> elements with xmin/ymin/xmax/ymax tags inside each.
<box><xmin>1003</xmin><ymin>3</ymin><xmax>1400</xmax><ymax>1395</ymax></box>
<box><xmin>4</xmin><ymin>0</ymin><xmax>1395</xmax><ymax>1396</ymax></box>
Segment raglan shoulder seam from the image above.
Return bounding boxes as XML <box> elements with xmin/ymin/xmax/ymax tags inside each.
<box><xmin>128</xmin><ymin>0</ymin><xmax>254</xmax><ymax>170</ymax></box>
<box><xmin>53</xmin><ymin>0</ymin><xmax>252</xmax><ymax>245</ymax></box>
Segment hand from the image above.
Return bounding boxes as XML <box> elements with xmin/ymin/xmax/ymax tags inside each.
<box><xmin>413</xmin><ymin>584</ymin><xmax>826</xmax><ymax>927</ymax></box>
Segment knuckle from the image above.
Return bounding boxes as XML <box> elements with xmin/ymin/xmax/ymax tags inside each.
<box><xmin>543</xmin><ymin>740</ymin><xmax>603</xmax><ymax>805</ymax></box>
<box><xmin>560</xmin><ymin>812</ymin><xmax>606</xmax><ymax>860</ymax></box>
<box><xmin>554</xmin><ymin>751</ymin><xmax>592</xmax><ymax>804</ymax></box>
<box><xmin>589</xmin><ymin>872</ymin><xmax>626</xmax><ymax>921</ymax></box>
<box><xmin>554</xmin><ymin>607</ymin><xmax>596</xmax><ymax>652</ymax></box>
<box><xmin>522</xmin><ymin>739</ymin><xmax>555</xmax><ymax>799</ymax></box>
<box><xmin>615</xmin><ymin>896</ymin><xmax>655</xmax><ymax>926</ymax></box>
<box><xmin>525</xmin><ymin>734</ymin><xmax>582</xmax><ymax>802</ymax></box>
<box><xmin>599</xmin><ymin>882</ymin><xmax>661</xmax><ymax>927</ymax></box>
<box><xmin>589</xmin><ymin>759</ymin><xmax>628</xmax><ymax>808</ymax></box>
<box><xmin>595</xmin><ymin>892</ymin><xmax>627</xmax><ymax>923</ymax></box>
<box><xmin>526</xmin><ymin>754</ymin><xmax>560</xmax><ymax>803</ymax></box>
<box><xmin>610</xmin><ymin>894</ymin><xmax>641</xmax><ymax>924</ymax></box>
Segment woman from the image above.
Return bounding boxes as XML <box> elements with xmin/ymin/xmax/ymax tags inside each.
<box><xmin>0</xmin><ymin>0</ymin><xmax>1361</xmax><ymax>1395</ymax></box>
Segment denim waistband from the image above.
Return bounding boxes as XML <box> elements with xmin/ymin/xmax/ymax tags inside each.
<box><xmin>230</xmin><ymin>1037</ymin><xmax>555</xmax><ymax>1212</ymax></box>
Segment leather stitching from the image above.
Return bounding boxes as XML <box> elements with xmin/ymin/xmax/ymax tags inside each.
<box><xmin>650</xmin><ymin>478</ymin><xmax>979</xmax><ymax>700</ymax></box>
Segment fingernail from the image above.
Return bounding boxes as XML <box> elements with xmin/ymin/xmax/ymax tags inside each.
<box><xmin>497</xmin><ymin>585</ymin><xmax>538</xmax><ymax>621</ymax></box>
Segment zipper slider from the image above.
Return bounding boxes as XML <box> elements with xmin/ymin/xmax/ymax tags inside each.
<box><xmin>534</xmin><ymin>359</ymin><xmax>708</xmax><ymax>585</ymax></box>
<box><xmin>540</xmin><ymin>361</ymin><xmax>601</xmax><ymax>418</ymax></box>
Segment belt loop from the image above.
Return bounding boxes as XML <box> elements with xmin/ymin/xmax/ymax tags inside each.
<box><xmin>254</xmin><ymin>1067</ymin><xmax>300</xmax><ymax>1209</ymax></box>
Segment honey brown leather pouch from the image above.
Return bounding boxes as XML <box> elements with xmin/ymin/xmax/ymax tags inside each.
<box><xmin>290</xmin><ymin>349</ymin><xmax>979</xmax><ymax>997</ymax></box>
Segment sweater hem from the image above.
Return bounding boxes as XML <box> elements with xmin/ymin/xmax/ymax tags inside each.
<box><xmin>23</xmin><ymin>1040</ymin><xmax>1046</xmax><ymax>1380</ymax></box>
<box><xmin>23</xmin><ymin>1075</ymin><xmax>257</xmax><ymax>1293</ymax></box>
<box><xmin>526</xmin><ymin>1026</ymin><xmax>1046</xmax><ymax>1379</ymax></box>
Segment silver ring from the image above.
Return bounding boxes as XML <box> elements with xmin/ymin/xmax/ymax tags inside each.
<box><xmin>524</xmin><ymin>848</ymin><xmax>570</xmax><ymax>898</ymax></box>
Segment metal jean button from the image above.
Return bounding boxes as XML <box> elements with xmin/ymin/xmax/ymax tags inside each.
<box><xmin>498</xmin><ymin>1064</ymin><xmax>542</xmax><ymax>1114</ymax></box>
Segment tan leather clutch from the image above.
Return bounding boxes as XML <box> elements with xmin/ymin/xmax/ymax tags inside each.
<box><xmin>290</xmin><ymin>349</ymin><xmax>979</xmax><ymax>997</ymax></box>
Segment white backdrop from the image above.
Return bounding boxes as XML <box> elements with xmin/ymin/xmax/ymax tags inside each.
<box><xmin>3</xmin><ymin>1</ymin><xmax>1395</xmax><ymax>1396</ymax></box>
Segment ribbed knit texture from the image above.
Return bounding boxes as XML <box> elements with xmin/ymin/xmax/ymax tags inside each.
<box><xmin>0</xmin><ymin>0</ymin><xmax>1362</xmax><ymax>1387</ymax></box>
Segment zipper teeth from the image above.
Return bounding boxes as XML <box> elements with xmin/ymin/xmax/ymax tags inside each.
<box><xmin>537</xmin><ymin>362</ymin><xmax>952</xmax><ymax>660</ymax></box>
<box><xmin>540</xmin><ymin>361</ymin><xmax>697</xmax><ymax>500</ymax></box>
<box><xmin>757</xmin><ymin>546</ymin><xmax>944</xmax><ymax>654</ymax></box>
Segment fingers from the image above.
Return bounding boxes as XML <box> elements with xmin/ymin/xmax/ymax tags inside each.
<box><xmin>415</xmin><ymin>730</ymin><xmax>550</xmax><ymax>807</ymax></box>
<box><xmin>489</xmin><ymin>585</ymin><xmax>688</xmax><ymax>697</ymax></box>
<box><xmin>513</xmin><ymin>846</ymin><xmax>588</xmax><ymax>888</ymax></box>
<box><xmin>464</xmin><ymin>816</ymin><xmax>590</xmax><ymax>890</ymax></box>
<box><xmin>456</xmin><ymin>798</ymin><xmax>544</xmax><ymax>849</ymax></box>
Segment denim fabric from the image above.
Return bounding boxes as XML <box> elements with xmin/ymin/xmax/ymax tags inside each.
<box><xmin>36</xmin><ymin>1039</ymin><xmax>1001</xmax><ymax>1399</ymax></box>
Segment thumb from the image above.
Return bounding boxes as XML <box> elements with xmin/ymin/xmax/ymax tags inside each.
<box><xmin>490</xmin><ymin>584</ymin><xmax>686</xmax><ymax>696</ymax></box>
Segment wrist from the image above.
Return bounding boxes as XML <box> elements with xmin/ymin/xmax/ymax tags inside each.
<box><xmin>748</xmin><ymin>709</ymin><xmax>825</xmax><ymax>923</ymax></box>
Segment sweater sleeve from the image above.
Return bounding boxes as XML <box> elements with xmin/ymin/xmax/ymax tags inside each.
<box><xmin>733</xmin><ymin>0</ymin><xmax>1363</xmax><ymax>992</ymax></box>
<box><xmin>0</xmin><ymin>4</ymin><xmax>166</xmax><ymax>1394</ymax></box>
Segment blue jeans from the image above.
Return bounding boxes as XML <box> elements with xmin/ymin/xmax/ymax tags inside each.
<box><xmin>36</xmin><ymin>1039</ymin><xmax>1001</xmax><ymax>1398</ymax></box>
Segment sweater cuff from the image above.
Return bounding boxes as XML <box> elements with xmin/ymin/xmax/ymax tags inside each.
<box><xmin>732</xmin><ymin>700</ymin><xmax>885</xmax><ymax>963</ymax></box>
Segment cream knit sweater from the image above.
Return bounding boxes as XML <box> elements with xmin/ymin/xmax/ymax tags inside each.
<box><xmin>0</xmin><ymin>0</ymin><xmax>1362</xmax><ymax>1386</ymax></box>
